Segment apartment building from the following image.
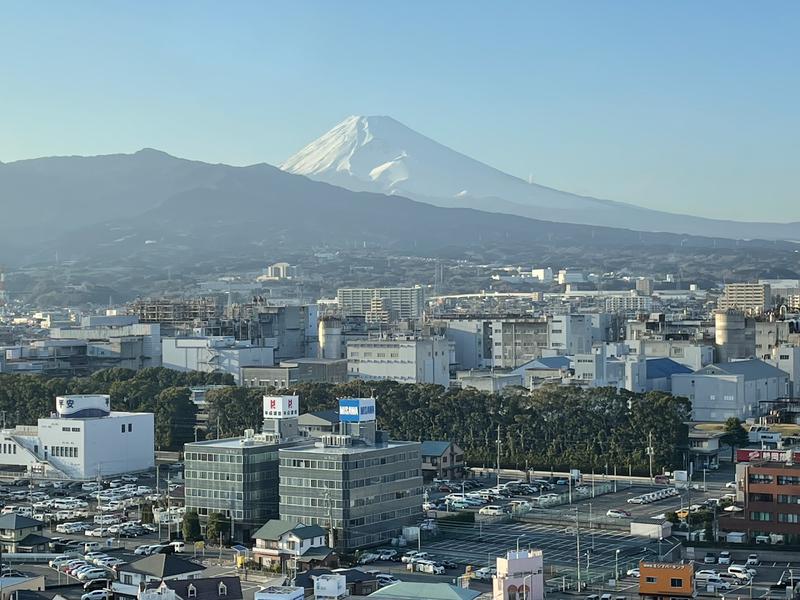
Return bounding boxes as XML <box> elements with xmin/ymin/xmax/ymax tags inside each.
<box><xmin>336</xmin><ymin>287</ymin><xmax>424</xmax><ymax>320</ymax></box>
<box><xmin>346</xmin><ymin>337</ymin><xmax>450</xmax><ymax>387</ymax></box>
<box><xmin>717</xmin><ymin>283</ymin><xmax>772</xmax><ymax>314</ymax></box>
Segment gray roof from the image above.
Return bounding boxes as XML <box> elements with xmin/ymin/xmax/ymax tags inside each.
<box><xmin>0</xmin><ymin>513</ymin><xmax>43</xmax><ymax>530</ymax></box>
<box><xmin>146</xmin><ymin>577</ymin><xmax>243</xmax><ymax>600</ymax></box>
<box><xmin>120</xmin><ymin>554</ymin><xmax>206</xmax><ymax>578</ymax></box>
<box><xmin>252</xmin><ymin>519</ymin><xmax>325</xmax><ymax>542</ymax></box>
<box><xmin>368</xmin><ymin>582</ymin><xmax>481</xmax><ymax>599</ymax></box>
<box><xmin>646</xmin><ymin>357</ymin><xmax>692</xmax><ymax>379</ymax></box>
<box><xmin>420</xmin><ymin>441</ymin><xmax>451</xmax><ymax>457</ymax></box>
<box><xmin>298</xmin><ymin>410</ymin><xmax>340</xmax><ymax>426</ymax></box>
<box><xmin>696</xmin><ymin>359</ymin><xmax>789</xmax><ymax>380</ymax></box>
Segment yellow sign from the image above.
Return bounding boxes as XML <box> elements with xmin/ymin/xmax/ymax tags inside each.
<box><xmin>194</xmin><ymin>541</ymin><xmax>205</xmax><ymax>549</ymax></box>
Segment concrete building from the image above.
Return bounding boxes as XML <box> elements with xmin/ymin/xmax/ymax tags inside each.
<box><xmin>548</xmin><ymin>315</ymin><xmax>592</xmax><ymax>355</ymax></box>
<box><xmin>604</xmin><ymin>292</ymin><xmax>654</xmax><ymax>315</ymax></box>
<box><xmin>0</xmin><ymin>394</ymin><xmax>154</xmax><ymax>479</ymax></box>
<box><xmin>184</xmin><ymin>395</ymin><xmax>302</xmax><ymax>540</ymax></box>
<box><xmin>0</xmin><ymin>339</ymin><xmax>89</xmax><ymax>376</ymax></box>
<box><xmin>241</xmin><ymin>359</ymin><xmax>347</xmax><ymax>390</ymax></box>
<box><xmin>769</xmin><ymin>346</ymin><xmax>800</xmax><ymax>397</ymax></box>
<box><xmin>644</xmin><ymin>358</ymin><xmax>692</xmax><ymax>393</ymax></box>
<box><xmin>493</xmin><ymin>549</ymin><xmax>544</xmax><ymax>600</ymax></box>
<box><xmin>627</xmin><ymin>339</ymin><xmax>714</xmax><ymax>371</ymax></box>
<box><xmin>455</xmin><ymin>370</ymin><xmax>522</xmax><ymax>393</ymax></box>
<box><xmin>635</xmin><ymin>278</ymin><xmax>654</xmax><ymax>296</ymax></box>
<box><xmin>637</xmin><ymin>562</ymin><xmax>694</xmax><ymax>600</ymax></box>
<box><xmin>720</xmin><ymin>458</ymin><xmax>800</xmax><ymax>544</ymax></box>
<box><xmin>573</xmin><ymin>351</ymin><xmax>647</xmax><ymax>392</ymax></box>
<box><xmin>672</xmin><ymin>359</ymin><xmax>790</xmax><ymax>422</ymax></box>
<box><xmin>530</xmin><ymin>268</ymin><xmax>553</xmax><ymax>282</ymax></box>
<box><xmin>718</xmin><ymin>283</ymin><xmax>772</xmax><ymax>314</ymax></box>
<box><xmin>50</xmin><ymin>314</ymin><xmax>162</xmax><ymax>371</ymax></box>
<box><xmin>346</xmin><ymin>337</ymin><xmax>450</xmax><ymax>387</ymax></box>
<box><xmin>162</xmin><ymin>336</ymin><xmax>274</xmax><ymax>384</ymax></box>
<box><xmin>279</xmin><ymin>398</ymin><xmax>423</xmax><ymax>550</ymax></box>
<box><xmin>557</xmin><ymin>270</ymin><xmax>584</xmax><ymax>285</ymax></box>
<box><xmin>336</xmin><ymin>287</ymin><xmax>424</xmax><ymax>320</ymax></box>
<box><xmin>442</xmin><ymin>319</ymin><xmax>491</xmax><ymax>370</ymax></box>
<box><xmin>490</xmin><ymin>318</ymin><xmax>549</xmax><ymax>369</ymax></box>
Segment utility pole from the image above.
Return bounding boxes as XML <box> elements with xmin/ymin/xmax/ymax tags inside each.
<box><xmin>575</xmin><ymin>507</ymin><xmax>581</xmax><ymax>591</ymax></box>
<box><xmin>647</xmin><ymin>431</ymin><xmax>654</xmax><ymax>482</ymax></box>
<box><xmin>496</xmin><ymin>424</ymin><xmax>501</xmax><ymax>489</ymax></box>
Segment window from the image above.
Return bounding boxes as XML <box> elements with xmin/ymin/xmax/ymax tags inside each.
<box><xmin>645</xmin><ymin>577</ymin><xmax>656</xmax><ymax>584</ymax></box>
<box><xmin>187</xmin><ymin>585</ymin><xmax>197</xmax><ymax>598</ymax></box>
<box><xmin>128</xmin><ymin>423</ymin><xmax>132</xmax><ymax>432</ymax></box>
<box><xmin>778</xmin><ymin>513</ymin><xmax>800</xmax><ymax>523</ymax></box>
<box><xmin>218</xmin><ymin>583</ymin><xmax>227</xmax><ymax>596</ymax></box>
<box><xmin>121</xmin><ymin>425</ymin><xmax>125</xmax><ymax>433</ymax></box>
<box><xmin>778</xmin><ymin>476</ymin><xmax>800</xmax><ymax>485</ymax></box>
<box><xmin>749</xmin><ymin>511</ymin><xmax>772</xmax><ymax>522</ymax></box>
<box><xmin>671</xmin><ymin>578</ymin><xmax>683</xmax><ymax>588</ymax></box>
<box><xmin>749</xmin><ymin>474</ymin><xmax>774</xmax><ymax>484</ymax></box>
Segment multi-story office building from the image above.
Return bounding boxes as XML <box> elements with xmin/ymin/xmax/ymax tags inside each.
<box><xmin>279</xmin><ymin>398</ymin><xmax>423</xmax><ymax>550</ymax></box>
<box><xmin>162</xmin><ymin>336</ymin><xmax>274</xmax><ymax>384</ymax></box>
<box><xmin>184</xmin><ymin>395</ymin><xmax>301</xmax><ymax>541</ymax></box>
<box><xmin>721</xmin><ymin>457</ymin><xmax>800</xmax><ymax>544</ymax></box>
<box><xmin>717</xmin><ymin>283</ymin><xmax>772</xmax><ymax>314</ymax></box>
<box><xmin>336</xmin><ymin>287</ymin><xmax>424</xmax><ymax>321</ymax></box>
<box><xmin>346</xmin><ymin>337</ymin><xmax>450</xmax><ymax>387</ymax></box>
<box><xmin>489</xmin><ymin>318</ymin><xmax>548</xmax><ymax>369</ymax></box>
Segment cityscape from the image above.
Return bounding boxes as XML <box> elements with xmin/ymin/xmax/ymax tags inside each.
<box><xmin>1</xmin><ymin>3</ymin><xmax>799</xmax><ymax>600</ymax></box>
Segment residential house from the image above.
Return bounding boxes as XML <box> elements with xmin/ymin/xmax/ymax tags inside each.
<box><xmin>421</xmin><ymin>441</ymin><xmax>464</xmax><ymax>481</ymax></box>
<box><xmin>113</xmin><ymin>555</ymin><xmax>207</xmax><ymax>598</ymax></box>
<box><xmin>293</xmin><ymin>568</ymin><xmax>379</xmax><ymax>597</ymax></box>
<box><xmin>143</xmin><ymin>578</ymin><xmax>243</xmax><ymax>600</ymax></box>
<box><xmin>251</xmin><ymin>520</ymin><xmax>336</xmax><ymax>570</ymax></box>
<box><xmin>0</xmin><ymin>514</ymin><xmax>49</xmax><ymax>553</ymax></box>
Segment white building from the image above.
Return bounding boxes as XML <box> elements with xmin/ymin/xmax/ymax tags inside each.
<box><xmin>493</xmin><ymin>549</ymin><xmax>544</xmax><ymax>600</ymax></box>
<box><xmin>627</xmin><ymin>339</ymin><xmax>714</xmax><ymax>371</ymax></box>
<box><xmin>769</xmin><ymin>346</ymin><xmax>800</xmax><ymax>397</ymax></box>
<box><xmin>604</xmin><ymin>292</ymin><xmax>654</xmax><ymax>314</ymax></box>
<box><xmin>557</xmin><ymin>270</ymin><xmax>585</xmax><ymax>285</ymax></box>
<box><xmin>162</xmin><ymin>337</ymin><xmax>274</xmax><ymax>384</ymax></box>
<box><xmin>346</xmin><ymin>337</ymin><xmax>450</xmax><ymax>387</ymax></box>
<box><xmin>548</xmin><ymin>314</ymin><xmax>592</xmax><ymax>355</ymax></box>
<box><xmin>530</xmin><ymin>268</ymin><xmax>553</xmax><ymax>282</ymax></box>
<box><xmin>573</xmin><ymin>350</ymin><xmax>647</xmax><ymax>392</ymax></box>
<box><xmin>336</xmin><ymin>287</ymin><xmax>424</xmax><ymax>320</ymax></box>
<box><xmin>443</xmin><ymin>319</ymin><xmax>491</xmax><ymax>370</ymax></box>
<box><xmin>0</xmin><ymin>395</ymin><xmax>154</xmax><ymax>479</ymax></box>
<box><xmin>672</xmin><ymin>359</ymin><xmax>790</xmax><ymax>422</ymax></box>
<box><xmin>717</xmin><ymin>283</ymin><xmax>772</xmax><ymax>314</ymax></box>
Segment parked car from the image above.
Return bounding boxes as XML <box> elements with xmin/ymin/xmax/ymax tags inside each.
<box><xmin>718</xmin><ymin>551</ymin><xmax>731</xmax><ymax>565</ymax></box>
<box><xmin>606</xmin><ymin>509</ymin><xmax>632</xmax><ymax>519</ymax></box>
<box><xmin>376</xmin><ymin>574</ymin><xmax>399</xmax><ymax>587</ymax></box>
<box><xmin>472</xmin><ymin>567</ymin><xmax>497</xmax><ymax>581</ymax></box>
<box><xmin>377</xmin><ymin>549</ymin><xmax>397</xmax><ymax>561</ymax></box>
<box><xmin>479</xmin><ymin>505</ymin><xmax>505</xmax><ymax>516</ymax></box>
<box><xmin>83</xmin><ymin>579</ymin><xmax>112</xmax><ymax>592</ymax></box>
<box><xmin>626</xmin><ymin>568</ymin><xmax>640</xmax><ymax>578</ymax></box>
<box><xmin>81</xmin><ymin>591</ymin><xmax>111</xmax><ymax>600</ymax></box>
<box><xmin>728</xmin><ymin>565</ymin><xmax>756</xmax><ymax>580</ymax></box>
<box><xmin>704</xmin><ymin>553</ymin><xmax>717</xmax><ymax>564</ymax></box>
<box><xmin>746</xmin><ymin>554</ymin><xmax>759</xmax><ymax>566</ymax></box>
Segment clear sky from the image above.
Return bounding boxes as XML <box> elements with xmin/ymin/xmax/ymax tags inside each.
<box><xmin>2</xmin><ymin>1</ymin><xmax>798</xmax><ymax>221</ymax></box>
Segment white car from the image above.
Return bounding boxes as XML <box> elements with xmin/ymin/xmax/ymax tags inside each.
<box><xmin>134</xmin><ymin>545</ymin><xmax>151</xmax><ymax>555</ymax></box>
<box><xmin>479</xmin><ymin>505</ymin><xmax>505</xmax><ymax>516</ymax></box>
<box><xmin>728</xmin><ymin>565</ymin><xmax>756</xmax><ymax>580</ymax></box>
<box><xmin>746</xmin><ymin>554</ymin><xmax>759</xmax><ymax>566</ymax></box>
<box><xmin>473</xmin><ymin>567</ymin><xmax>497</xmax><ymax>581</ymax></box>
<box><xmin>376</xmin><ymin>574</ymin><xmax>399</xmax><ymax>587</ymax></box>
<box><xmin>718</xmin><ymin>551</ymin><xmax>731</xmax><ymax>565</ymax></box>
<box><xmin>626</xmin><ymin>568</ymin><xmax>640</xmax><ymax>578</ymax></box>
<box><xmin>606</xmin><ymin>509</ymin><xmax>632</xmax><ymax>518</ymax></box>
<box><xmin>627</xmin><ymin>496</ymin><xmax>644</xmax><ymax>504</ymax></box>
<box><xmin>81</xmin><ymin>590</ymin><xmax>110</xmax><ymax>600</ymax></box>
<box><xmin>725</xmin><ymin>481</ymin><xmax>738</xmax><ymax>489</ymax></box>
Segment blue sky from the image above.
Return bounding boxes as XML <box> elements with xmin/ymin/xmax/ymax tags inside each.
<box><xmin>1</xmin><ymin>1</ymin><xmax>798</xmax><ymax>221</ymax></box>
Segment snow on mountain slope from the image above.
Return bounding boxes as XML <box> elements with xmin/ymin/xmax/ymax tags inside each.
<box><xmin>281</xmin><ymin>115</ymin><xmax>616</xmax><ymax>212</ymax></box>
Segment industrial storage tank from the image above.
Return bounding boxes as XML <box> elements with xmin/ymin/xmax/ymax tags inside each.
<box><xmin>318</xmin><ymin>316</ymin><xmax>343</xmax><ymax>359</ymax></box>
<box><xmin>715</xmin><ymin>310</ymin><xmax>751</xmax><ymax>362</ymax></box>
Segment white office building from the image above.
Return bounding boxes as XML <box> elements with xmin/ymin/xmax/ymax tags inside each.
<box><xmin>0</xmin><ymin>395</ymin><xmax>154</xmax><ymax>479</ymax></box>
<box><xmin>548</xmin><ymin>314</ymin><xmax>592</xmax><ymax>355</ymax></box>
<box><xmin>346</xmin><ymin>337</ymin><xmax>450</xmax><ymax>387</ymax></box>
<box><xmin>162</xmin><ymin>336</ymin><xmax>274</xmax><ymax>384</ymax></box>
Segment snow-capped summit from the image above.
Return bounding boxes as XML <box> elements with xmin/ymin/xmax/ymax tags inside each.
<box><xmin>282</xmin><ymin>114</ymin><xmax>619</xmax><ymax>215</ymax></box>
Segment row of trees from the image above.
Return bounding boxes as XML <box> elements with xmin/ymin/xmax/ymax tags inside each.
<box><xmin>205</xmin><ymin>380</ymin><xmax>692</xmax><ymax>474</ymax></box>
<box><xmin>0</xmin><ymin>368</ymin><xmax>233</xmax><ymax>449</ymax></box>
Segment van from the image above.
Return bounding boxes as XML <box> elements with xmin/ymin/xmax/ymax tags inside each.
<box><xmin>728</xmin><ymin>565</ymin><xmax>756</xmax><ymax>579</ymax></box>
<box><xmin>83</xmin><ymin>542</ymin><xmax>101</xmax><ymax>553</ymax></box>
<box><xmin>479</xmin><ymin>505</ymin><xmax>505</xmax><ymax>516</ymax></box>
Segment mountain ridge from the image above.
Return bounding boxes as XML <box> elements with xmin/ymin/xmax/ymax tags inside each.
<box><xmin>281</xmin><ymin>115</ymin><xmax>800</xmax><ymax>240</ymax></box>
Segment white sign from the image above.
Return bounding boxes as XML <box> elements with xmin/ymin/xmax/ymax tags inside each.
<box><xmin>263</xmin><ymin>395</ymin><xmax>299</xmax><ymax>419</ymax></box>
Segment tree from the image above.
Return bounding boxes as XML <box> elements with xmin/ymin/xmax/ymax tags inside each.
<box><xmin>205</xmin><ymin>512</ymin><xmax>230</xmax><ymax>544</ymax></box>
<box><xmin>182</xmin><ymin>510</ymin><xmax>202</xmax><ymax>542</ymax></box>
<box><xmin>721</xmin><ymin>417</ymin><xmax>749</xmax><ymax>461</ymax></box>
<box><xmin>141</xmin><ymin>502</ymin><xmax>154</xmax><ymax>524</ymax></box>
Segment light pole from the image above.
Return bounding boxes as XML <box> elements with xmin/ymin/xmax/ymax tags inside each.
<box><xmin>615</xmin><ymin>549</ymin><xmax>620</xmax><ymax>583</ymax></box>
<box><xmin>703</xmin><ymin>468</ymin><xmax>707</xmax><ymax>492</ymax></box>
<box><xmin>516</xmin><ymin>534</ymin><xmax>524</xmax><ymax>553</ymax></box>
<box><xmin>583</xmin><ymin>502</ymin><xmax>594</xmax><ymax>550</ymax></box>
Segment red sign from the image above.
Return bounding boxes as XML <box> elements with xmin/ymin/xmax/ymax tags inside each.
<box><xmin>737</xmin><ymin>449</ymin><xmax>791</xmax><ymax>462</ymax></box>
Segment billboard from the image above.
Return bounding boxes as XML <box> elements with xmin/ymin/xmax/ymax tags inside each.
<box><xmin>736</xmin><ymin>449</ymin><xmax>791</xmax><ymax>463</ymax></box>
<box><xmin>338</xmin><ymin>397</ymin><xmax>376</xmax><ymax>422</ymax></box>
<box><xmin>263</xmin><ymin>395</ymin><xmax>300</xmax><ymax>419</ymax></box>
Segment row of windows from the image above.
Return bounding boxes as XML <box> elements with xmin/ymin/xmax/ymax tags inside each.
<box><xmin>644</xmin><ymin>577</ymin><xmax>684</xmax><ymax>588</ymax></box>
<box><xmin>120</xmin><ymin>424</ymin><xmax>133</xmax><ymax>433</ymax></box>
<box><xmin>778</xmin><ymin>513</ymin><xmax>800</xmax><ymax>523</ymax></box>
<box><xmin>349</xmin><ymin>488</ymin><xmax>421</xmax><ymax>508</ymax></box>
<box><xmin>749</xmin><ymin>474</ymin><xmax>774</xmax><ymax>484</ymax></box>
<box><xmin>1</xmin><ymin>444</ymin><xmax>17</xmax><ymax>455</ymax></box>
<box><xmin>778</xmin><ymin>476</ymin><xmax>800</xmax><ymax>485</ymax></box>
<box><xmin>750</xmin><ymin>511</ymin><xmax>772</xmax><ymax>521</ymax></box>
<box><xmin>750</xmin><ymin>474</ymin><xmax>800</xmax><ymax>486</ymax></box>
<box><xmin>186</xmin><ymin>452</ymin><xmax>244</xmax><ymax>464</ymax></box>
<box><xmin>186</xmin><ymin>471</ymin><xmax>243</xmax><ymax>482</ymax></box>
<box><xmin>281</xmin><ymin>459</ymin><xmax>343</xmax><ymax>470</ymax></box>
<box><xmin>347</xmin><ymin>505</ymin><xmax>417</xmax><ymax>526</ymax></box>
<box><xmin>778</xmin><ymin>495</ymin><xmax>800</xmax><ymax>504</ymax></box>
<box><xmin>281</xmin><ymin>495</ymin><xmax>344</xmax><ymax>509</ymax></box>
<box><xmin>50</xmin><ymin>446</ymin><xmax>78</xmax><ymax>458</ymax></box>
<box><xmin>61</xmin><ymin>427</ymin><xmax>80</xmax><ymax>432</ymax></box>
<box><xmin>193</xmin><ymin>507</ymin><xmax>243</xmax><ymax>519</ymax></box>
<box><xmin>186</xmin><ymin>489</ymin><xmax>244</xmax><ymax>501</ymax></box>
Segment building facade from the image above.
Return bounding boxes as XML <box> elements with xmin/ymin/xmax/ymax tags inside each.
<box><xmin>241</xmin><ymin>358</ymin><xmax>347</xmax><ymax>390</ymax></box>
<box><xmin>162</xmin><ymin>337</ymin><xmax>274</xmax><ymax>384</ymax></box>
<box><xmin>718</xmin><ymin>283</ymin><xmax>772</xmax><ymax>314</ymax></box>
<box><xmin>336</xmin><ymin>287</ymin><xmax>424</xmax><ymax>320</ymax></box>
<box><xmin>346</xmin><ymin>337</ymin><xmax>450</xmax><ymax>387</ymax></box>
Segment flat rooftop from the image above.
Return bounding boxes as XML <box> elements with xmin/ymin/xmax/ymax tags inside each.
<box><xmin>186</xmin><ymin>437</ymin><xmax>277</xmax><ymax>449</ymax></box>
<box><xmin>279</xmin><ymin>439</ymin><xmax>419</xmax><ymax>455</ymax></box>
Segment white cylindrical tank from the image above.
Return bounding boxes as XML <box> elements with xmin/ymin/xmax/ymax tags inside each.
<box><xmin>318</xmin><ymin>317</ymin><xmax>343</xmax><ymax>359</ymax></box>
<box><xmin>715</xmin><ymin>310</ymin><xmax>748</xmax><ymax>362</ymax></box>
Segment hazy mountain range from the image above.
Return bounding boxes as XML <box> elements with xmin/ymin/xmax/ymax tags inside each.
<box><xmin>0</xmin><ymin>121</ymin><xmax>797</xmax><ymax>267</ymax></box>
<box><xmin>283</xmin><ymin>115</ymin><xmax>799</xmax><ymax>240</ymax></box>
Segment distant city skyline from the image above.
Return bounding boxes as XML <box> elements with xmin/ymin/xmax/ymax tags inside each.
<box><xmin>1</xmin><ymin>1</ymin><xmax>798</xmax><ymax>221</ymax></box>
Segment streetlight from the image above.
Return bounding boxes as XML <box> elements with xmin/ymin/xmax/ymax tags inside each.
<box><xmin>615</xmin><ymin>549</ymin><xmax>621</xmax><ymax>583</ymax></box>
<box><xmin>516</xmin><ymin>534</ymin><xmax>525</xmax><ymax>553</ymax></box>
<box><xmin>583</xmin><ymin>502</ymin><xmax>594</xmax><ymax>550</ymax></box>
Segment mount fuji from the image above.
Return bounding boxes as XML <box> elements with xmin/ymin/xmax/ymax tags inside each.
<box><xmin>282</xmin><ymin>115</ymin><xmax>799</xmax><ymax>240</ymax></box>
